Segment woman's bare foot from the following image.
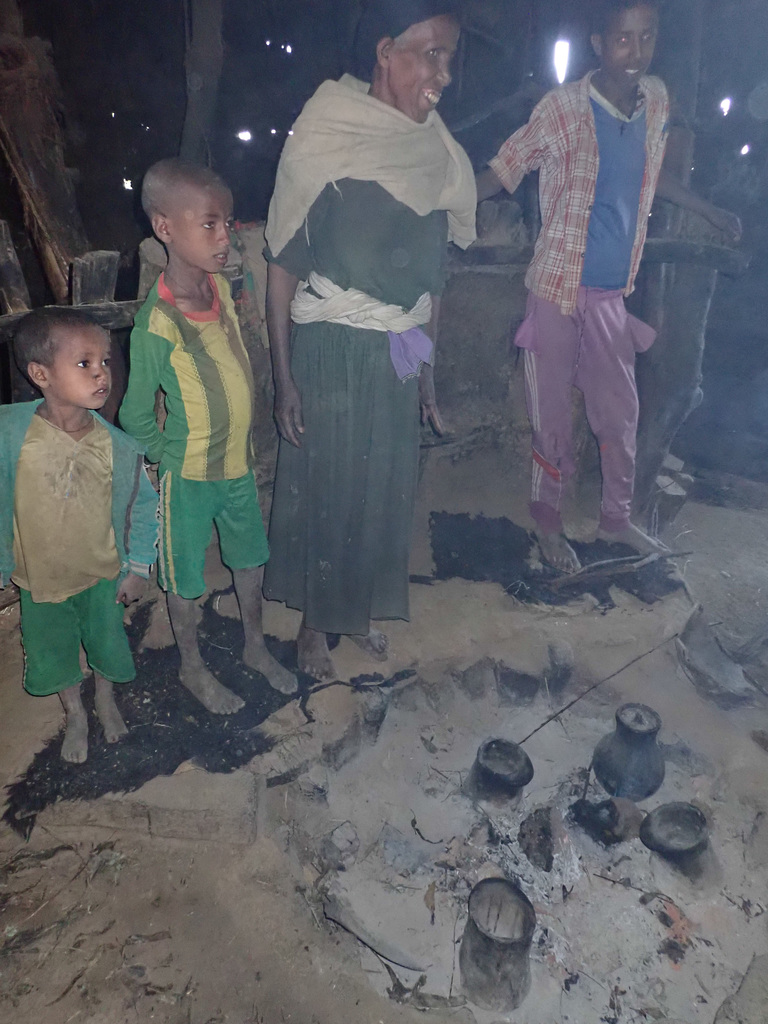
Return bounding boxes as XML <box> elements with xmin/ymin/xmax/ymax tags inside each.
<box><xmin>179</xmin><ymin>665</ymin><xmax>245</xmax><ymax>714</ymax></box>
<box><xmin>243</xmin><ymin>642</ymin><xmax>298</xmax><ymax>694</ymax></box>
<box><xmin>60</xmin><ymin>685</ymin><xmax>88</xmax><ymax>764</ymax></box>
<box><xmin>537</xmin><ymin>531</ymin><xmax>581</xmax><ymax>573</ymax></box>
<box><xmin>349</xmin><ymin>628</ymin><xmax>389</xmax><ymax>663</ymax></box>
<box><xmin>94</xmin><ymin>675</ymin><xmax>129</xmax><ymax>742</ymax></box>
<box><xmin>297</xmin><ymin>623</ymin><xmax>337</xmax><ymax>682</ymax></box>
<box><xmin>597</xmin><ymin>522</ymin><xmax>670</xmax><ymax>556</ymax></box>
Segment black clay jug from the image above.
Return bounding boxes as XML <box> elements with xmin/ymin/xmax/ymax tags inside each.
<box><xmin>592</xmin><ymin>703</ymin><xmax>665</xmax><ymax>801</ymax></box>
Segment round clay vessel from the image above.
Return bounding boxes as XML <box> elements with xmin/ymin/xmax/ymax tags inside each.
<box><xmin>473</xmin><ymin>738</ymin><xmax>534</xmax><ymax>801</ymax></box>
<box><xmin>459</xmin><ymin>878</ymin><xmax>536</xmax><ymax>1012</ymax></box>
<box><xmin>639</xmin><ymin>802</ymin><xmax>708</xmax><ymax>857</ymax></box>
<box><xmin>592</xmin><ymin>703</ymin><xmax>665</xmax><ymax>801</ymax></box>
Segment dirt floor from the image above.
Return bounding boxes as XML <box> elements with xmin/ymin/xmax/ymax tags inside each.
<box><xmin>1</xmin><ymin>440</ymin><xmax>768</xmax><ymax>1024</ymax></box>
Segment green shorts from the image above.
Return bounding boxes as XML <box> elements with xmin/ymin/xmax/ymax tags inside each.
<box><xmin>158</xmin><ymin>470</ymin><xmax>270</xmax><ymax>599</ymax></box>
<box><xmin>19</xmin><ymin>577</ymin><xmax>135</xmax><ymax>696</ymax></box>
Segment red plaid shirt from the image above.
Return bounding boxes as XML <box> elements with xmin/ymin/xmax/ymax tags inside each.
<box><xmin>490</xmin><ymin>72</ymin><xmax>669</xmax><ymax>314</ymax></box>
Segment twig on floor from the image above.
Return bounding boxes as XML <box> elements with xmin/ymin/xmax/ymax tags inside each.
<box><xmin>516</xmin><ymin>632</ymin><xmax>679</xmax><ymax>745</ymax></box>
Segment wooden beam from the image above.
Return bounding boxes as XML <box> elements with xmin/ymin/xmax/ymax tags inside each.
<box><xmin>0</xmin><ymin>299</ymin><xmax>143</xmax><ymax>339</ymax></box>
<box><xmin>71</xmin><ymin>250</ymin><xmax>120</xmax><ymax>305</ymax></box>
<box><xmin>0</xmin><ymin>219</ymin><xmax>30</xmax><ymax>313</ymax></box>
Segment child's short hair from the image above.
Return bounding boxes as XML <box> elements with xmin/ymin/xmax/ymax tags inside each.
<box><xmin>13</xmin><ymin>307</ymin><xmax>102</xmax><ymax>370</ymax></box>
<box><xmin>141</xmin><ymin>158</ymin><xmax>229</xmax><ymax>219</ymax></box>
<box><xmin>591</xmin><ymin>0</ymin><xmax>660</xmax><ymax>35</ymax></box>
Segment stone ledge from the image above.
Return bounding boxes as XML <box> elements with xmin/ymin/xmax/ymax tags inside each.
<box><xmin>35</xmin><ymin>767</ymin><xmax>259</xmax><ymax>843</ymax></box>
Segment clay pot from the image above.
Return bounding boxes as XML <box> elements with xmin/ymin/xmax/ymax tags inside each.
<box><xmin>592</xmin><ymin>703</ymin><xmax>665</xmax><ymax>801</ymax></box>
<box><xmin>639</xmin><ymin>802</ymin><xmax>709</xmax><ymax>859</ymax></box>
<box><xmin>459</xmin><ymin>878</ymin><xmax>536</xmax><ymax>1012</ymax></box>
<box><xmin>468</xmin><ymin>738</ymin><xmax>534</xmax><ymax>805</ymax></box>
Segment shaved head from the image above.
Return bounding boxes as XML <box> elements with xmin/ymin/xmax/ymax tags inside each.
<box><xmin>141</xmin><ymin>158</ymin><xmax>229</xmax><ymax>219</ymax></box>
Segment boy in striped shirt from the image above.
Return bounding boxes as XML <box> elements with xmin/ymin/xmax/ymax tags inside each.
<box><xmin>121</xmin><ymin>159</ymin><xmax>297</xmax><ymax>711</ymax></box>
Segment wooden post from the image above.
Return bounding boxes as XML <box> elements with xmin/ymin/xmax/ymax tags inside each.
<box><xmin>179</xmin><ymin>0</ymin><xmax>224</xmax><ymax>165</ymax></box>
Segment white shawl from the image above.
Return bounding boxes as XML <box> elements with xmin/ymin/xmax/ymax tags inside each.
<box><xmin>265</xmin><ymin>74</ymin><xmax>476</xmax><ymax>257</ymax></box>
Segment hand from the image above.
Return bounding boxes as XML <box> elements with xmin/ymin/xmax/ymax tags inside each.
<box><xmin>704</xmin><ymin>204</ymin><xmax>742</xmax><ymax>243</ymax></box>
<box><xmin>418</xmin><ymin>364</ymin><xmax>444</xmax><ymax>435</ymax></box>
<box><xmin>116</xmin><ymin>573</ymin><xmax>145</xmax><ymax>606</ymax></box>
<box><xmin>274</xmin><ymin>378</ymin><xmax>305</xmax><ymax>447</ymax></box>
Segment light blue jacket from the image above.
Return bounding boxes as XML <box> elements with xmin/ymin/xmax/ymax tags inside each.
<box><xmin>0</xmin><ymin>401</ymin><xmax>158</xmax><ymax>589</ymax></box>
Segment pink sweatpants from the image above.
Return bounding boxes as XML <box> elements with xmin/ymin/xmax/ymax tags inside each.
<box><xmin>515</xmin><ymin>286</ymin><xmax>656</xmax><ymax>536</ymax></box>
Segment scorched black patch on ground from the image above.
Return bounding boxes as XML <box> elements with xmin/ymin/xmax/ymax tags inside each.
<box><xmin>3</xmin><ymin>594</ymin><xmax>312</xmax><ymax>838</ymax></box>
<box><xmin>427</xmin><ymin>512</ymin><xmax>682</xmax><ymax>606</ymax></box>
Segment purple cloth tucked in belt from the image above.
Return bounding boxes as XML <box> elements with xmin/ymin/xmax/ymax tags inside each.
<box><xmin>387</xmin><ymin>326</ymin><xmax>434</xmax><ymax>381</ymax></box>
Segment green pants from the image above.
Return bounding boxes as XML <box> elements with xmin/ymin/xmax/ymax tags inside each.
<box><xmin>19</xmin><ymin>577</ymin><xmax>135</xmax><ymax>696</ymax></box>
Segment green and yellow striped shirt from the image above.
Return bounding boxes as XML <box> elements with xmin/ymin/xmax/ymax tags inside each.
<box><xmin>121</xmin><ymin>274</ymin><xmax>255</xmax><ymax>481</ymax></box>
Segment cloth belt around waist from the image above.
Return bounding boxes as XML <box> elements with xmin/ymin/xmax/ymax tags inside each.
<box><xmin>290</xmin><ymin>271</ymin><xmax>434</xmax><ymax>381</ymax></box>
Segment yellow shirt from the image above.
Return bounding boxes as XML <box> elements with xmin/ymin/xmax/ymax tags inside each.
<box><xmin>12</xmin><ymin>415</ymin><xmax>121</xmax><ymax>603</ymax></box>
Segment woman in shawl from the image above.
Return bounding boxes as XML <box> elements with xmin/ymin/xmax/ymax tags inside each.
<box><xmin>263</xmin><ymin>0</ymin><xmax>476</xmax><ymax>680</ymax></box>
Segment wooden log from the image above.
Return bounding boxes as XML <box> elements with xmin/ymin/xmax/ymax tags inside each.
<box><xmin>0</xmin><ymin>218</ymin><xmax>29</xmax><ymax>313</ymax></box>
<box><xmin>71</xmin><ymin>250</ymin><xmax>120</xmax><ymax>305</ymax></box>
<box><xmin>0</xmin><ymin>299</ymin><xmax>144</xmax><ymax>338</ymax></box>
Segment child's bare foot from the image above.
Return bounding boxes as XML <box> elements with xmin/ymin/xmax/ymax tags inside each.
<box><xmin>349</xmin><ymin>628</ymin><xmax>389</xmax><ymax>663</ymax></box>
<box><xmin>94</xmin><ymin>675</ymin><xmax>129</xmax><ymax>743</ymax></box>
<box><xmin>179</xmin><ymin>665</ymin><xmax>245</xmax><ymax>714</ymax></box>
<box><xmin>297</xmin><ymin>624</ymin><xmax>337</xmax><ymax>682</ymax></box>
<box><xmin>537</xmin><ymin>531</ymin><xmax>581</xmax><ymax>573</ymax></box>
<box><xmin>597</xmin><ymin>522</ymin><xmax>670</xmax><ymax>556</ymax></box>
<box><xmin>60</xmin><ymin>686</ymin><xmax>88</xmax><ymax>764</ymax></box>
<box><xmin>243</xmin><ymin>642</ymin><xmax>298</xmax><ymax>694</ymax></box>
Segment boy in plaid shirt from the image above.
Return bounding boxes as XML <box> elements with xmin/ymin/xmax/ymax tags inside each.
<box><xmin>477</xmin><ymin>0</ymin><xmax>740</xmax><ymax>571</ymax></box>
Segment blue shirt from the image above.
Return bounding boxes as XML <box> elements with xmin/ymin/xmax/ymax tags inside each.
<box><xmin>581</xmin><ymin>98</ymin><xmax>647</xmax><ymax>290</ymax></box>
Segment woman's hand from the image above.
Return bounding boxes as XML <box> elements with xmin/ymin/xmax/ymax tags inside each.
<box><xmin>274</xmin><ymin>378</ymin><xmax>305</xmax><ymax>447</ymax></box>
<box><xmin>419</xmin><ymin>363</ymin><xmax>444</xmax><ymax>435</ymax></box>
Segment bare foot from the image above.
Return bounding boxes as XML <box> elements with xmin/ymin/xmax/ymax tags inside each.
<box><xmin>597</xmin><ymin>522</ymin><xmax>670</xmax><ymax>556</ymax></box>
<box><xmin>537</xmin><ymin>531</ymin><xmax>581</xmax><ymax>573</ymax></box>
<box><xmin>94</xmin><ymin>676</ymin><xmax>129</xmax><ymax>743</ymax></box>
<box><xmin>243</xmin><ymin>642</ymin><xmax>298</xmax><ymax>695</ymax></box>
<box><xmin>179</xmin><ymin>665</ymin><xmax>245</xmax><ymax>714</ymax></box>
<box><xmin>349</xmin><ymin>628</ymin><xmax>389</xmax><ymax>663</ymax></box>
<box><xmin>297</xmin><ymin>624</ymin><xmax>337</xmax><ymax>682</ymax></box>
<box><xmin>60</xmin><ymin>689</ymin><xmax>88</xmax><ymax>764</ymax></box>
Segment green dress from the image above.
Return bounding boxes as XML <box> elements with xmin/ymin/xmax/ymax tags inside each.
<box><xmin>263</xmin><ymin>178</ymin><xmax>448</xmax><ymax>635</ymax></box>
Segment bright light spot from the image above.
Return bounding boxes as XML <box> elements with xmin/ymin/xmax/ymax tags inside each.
<box><xmin>281</xmin><ymin>44</ymin><xmax>285</xmax><ymax>50</ymax></box>
<box><xmin>720</xmin><ymin>97</ymin><xmax>732</xmax><ymax>116</ymax></box>
<box><xmin>286</xmin><ymin>44</ymin><xmax>292</xmax><ymax>54</ymax></box>
<box><xmin>270</xmin><ymin>128</ymin><xmax>277</xmax><ymax>135</ymax></box>
<box><xmin>288</xmin><ymin>130</ymin><xmax>294</xmax><ymax>136</ymax></box>
<box><xmin>741</xmin><ymin>144</ymin><xmax>751</xmax><ymax>155</ymax></box>
<box><xmin>111</xmin><ymin>111</ymin><xmax>115</xmax><ymax>118</ymax></box>
<box><xmin>554</xmin><ymin>40</ymin><xmax>570</xmax><ymax>84</ymax></box>
<box><xmin>123</xmin><ymin>178</ymin><xmax>133</xmax><ymax>190</ymax></box>
<box><xmin>265</xmin><ymin>39</ymin><xmax>271</xmax><ymax>46</ymax></box>
<box><xmin>237</xmin><ymin>129</ymin><xmax>252</xmax><ymax>142</ymax></box>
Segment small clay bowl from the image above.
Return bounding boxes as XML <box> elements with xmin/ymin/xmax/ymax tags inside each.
<box><xmin>639</xmin><ymin>802</ymin><xmax>709</xmax><ymax>858</ymax></box>
<box><xmin>473</xmin><ymin>738</ymin><xmax>534</xmax><ymax>801</ymax></box>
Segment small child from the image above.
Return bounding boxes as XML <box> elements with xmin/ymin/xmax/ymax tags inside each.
<box><xmin>120</xmin><ymin>158</ymin><xmax>297</xmax><ymax>713</ymax></box>
<box><xmin>0</xmin><ymin>309</ymin><xmax>158</xmax><ymax>763</ymax></box>
<box><xmin>477</xmin><ymin>0</ymin><xmax>741</xmax><ymax>572</ymax></box>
